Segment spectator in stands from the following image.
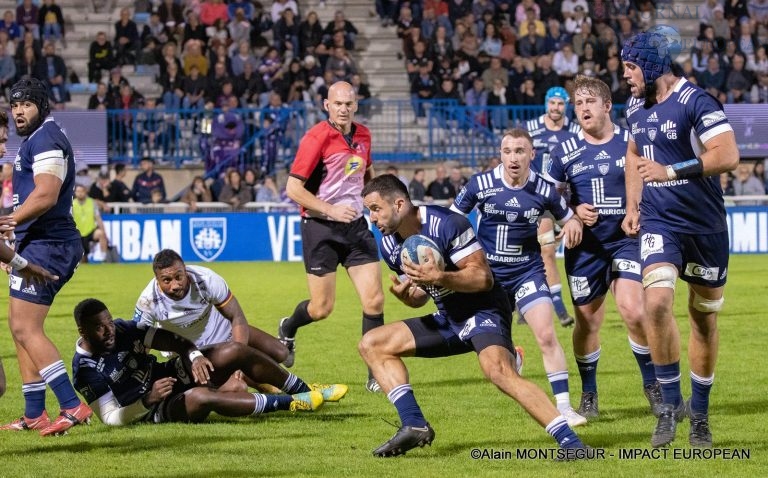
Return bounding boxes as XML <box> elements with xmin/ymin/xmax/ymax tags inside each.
<box><xmin>158</xmin><ymin>40</ymin><xmax>181</xmax><ymax>79</ymax></box>
<box><xmin>325</xmin><ymin>45</ymin><xmax>356</xmax><ymax>83</ymax></box>
<box><xmin>106</xmin><ymin>67</ymin><xmax>129</xmax><ymax>104</ymax></box>
<box><xmin>408</xmin><ymin>168</ymin><xmax>427</xmax><ymax>202</ymax></box>
<box><xmin>350</xmin><ymin>73</ymin><xmax>372</xmax><ymax>120</ymax></box>
<box><xmin>88</xmin><ymin>171</ymin><xmax>113</xmax><ymax>211</ymax></box>
<box><xmin>691</xmin><ymin>39</ymin><xmax>717</xmax><ymax>73</ymax></box>
<box><xmin>183</xmin><ymin>39</ymin><xmax>210</xmax><ymax>76</ymax></box>
<box><xmin>615</xmin><ymin>15</ymin><xmax>636</xmax><ymax>46</ymax></box>
<box><xmin>88</xmin><ymin>31</ymin><xmax>115</xmax><ymax>84</ymax></box>
<box><xmin>227</xmin><ymin>9</ymin><xmax>251</xmax><ymax>53</ymax></box>
<box><xmin>422</xmin><ymin>5</ymin><xmax>451</xmax><ymax>40</ymax></box>
<box><xmin>16</xmin><ymin>0</ymin><xmax>39</xmax><ymax>40</ymax></box>
<box><xmin>271</xmin><ymin>0</ymin><xmax>298</xmax><ymax>25</ymax></box>
<box><xmin>182</xmin><ymin>175</ymin><xmax>213</xmax><ymax>212</ymax></box>
<box><xmin>35</xmin><ymin>40</ymin><xmax>69</xmax><ymax>107</ymax></box>
<box><xmin>553</xmin><ymin>42</ymin><xmax>579</xmax><ymax>82</ymax></box>
<box><xmin>38</xmin><ymin>0</ymin><xmax>65</xmax><ymax>46</ymax></box>
<box><xmin>429</xmin><ymin>25</ymin><xmax>455</xmax><ymax>61</ymax></box>
<box><xmin>234</xmin><ymin>60</ymin><xmax>265</xmax><ymax>106</ymax></box>
<box><xmin>0</xmin><ymin>47</ymin><xmax>15</xmax><ymax>100</ymax></box>
<box><xmin>299</xmin><ymin>10</ymin><xmax>323</xmax><ymax>57</ymax></box>
<box><xmin>206</xmin><ymin>61</ymin><xmax>231</xmax><ymax>101</ymax></box>
<box><xmin>579</xmin><ymin>42</ymin><xmax>603</xmax><ymax>77</ymax></box>
<box><xmin>426</xmin><ymin>164</ymin><xmax>455</xmax><ymax>201</ymax></box>
<box><xmin>736</xmin><ymin>19</ymin><xmax>758</xmax><ymax>61</ymax></box>
<box><xmin>274</xmin><ymin>7</ymin><xmax>300</xmax><ymax>56</ymax></box>
<box><xmin>479</xmin><ymin>22</ymin><xmax>502</xmax><ymax>57</ymax></box>
<box><xmin>228</xmin><ymin>0</ymin><xmax>254</xmax><ymax>20</ymax></box>
<box><xmin>396</xmin><ymin>5</ymin><xmax>417</xmax><ymax>52</ymax></box>
<box><xmin>184</xmin><ymin>11</ymin><xmax>209</xmax><ymax>48</ymax></box>
<box><xmin>449</xmin><ymin>166</ymin><xmax>467</xmax><ymax>193</ymax></box>
<box><xmin>569</xmin><ymin>17</ymin><xmax>596</xmax><ymax>56</ymax></box>
<box><xmin>753</xmin><ymin>161</ymin><xmax>767</xmax><ymax>193</ymax></box>
<box><xmin>215</xmin><ymin>79</ymin><xmax>238</xmax><ymax>108</ymax></box>
<box><xmin>136</xmin><ymin>36</ymin><xmax>161</xmax><ymax>77</ymax></box>
<box><xmin>518</xmin><ymin>21</ymin><xmax>546</xmax><ymax>59</ymax></box>
<box><xmin>142</xmin><ymin>12</ymin><xmax>171</xmax><ymax>46</ymax></box>
<box><xmin>733</xmin><ymin>163</ymin><xmax>766</xmax><ymax>201</ymax></box>
<box><xmin>754</xmin><ymin>71</ymin><xmax>768</xmax><ymax>102</ymax></box>
<box><xmin>726</xmin><ymin>52</ymin><xmax>755</xmax><ymax>103</ymax></box>
<box><xmin>258</xmin><ymin>46</ymin><xmax>282</xmax><ymax>89</ymax></box>
<box><xmin>109</xmin><ymin>164</ymin><xmax>132</xmax><ymax>202</ymax></box>
<box><xmin>230</xmin><ymin>40</ymin><xmax>257</xmax><ymax>77</ymax></box>
<box><xmin>218</xmin><ymin>169</ymin><xmax>252</xmax><ymax>210</ymax></box>
<box><xmin>725</xmin><ymin>0</ymin><xmax>751</xmax><ymax>22</ymax></box>
<box><xmin>255</xmin><ymin>175</ymin><xmax>280</xmax><ymax>203</ymax></box>
<box><xmin>158</xmin><ymin>0</ymin><xmax>184</xmax><ymax>37</ymax></box>
<box><xmin>209</xmin><ymin>43</ymin><xmax>234</xmax><ymax>77</ymax></box>
<box><xmin>199</xmin><ymin>0</ymin><xmax>228</xmax><ymax>28</ymax></box>
<box><xmin>544</xmin><ymin>18</ymin><xmax>571</xmax><ymax>53</ymax></box>
<box><xmin>464</xmin><ymin>76</ymin><xmax>488</xmax><ymax>128</ymax></box>
<box><xmin>599</xmin><ymin>55</ymin><xmax>628</xmax><ymax>104</ymax></box>
<box><xmin>517</xmin><ymin>75</ymin><xmax>541</xmax><ymax>104</ymax></box>
<box><xmin>15</xmin><ymin>30</ymin><xmax>41</xmax><ymax>63</ymax></box>
<box><xmin>488</xmin><ymin>78</ymin><xmax>511</xmax><ymax>130</ymax></box>
<box><xmin>258</xmin><ymin>112</ymin><xmax>283</xmax><ymax>177</ymax></box>
<box><xmin>405</xmin><ymin>40</ymin><xmax>431</xmax><ymax>81</ymax></box>
<box><xmin>749</xmin><ymin>46</ymin><xmax>768</xmax><ymax>75</ymax></box>
<box><xmin>448</xmin><ymin>0</ymin><xmax>473</xmax><ymax>25</ymax></box>
<box><xmin>561</xmin><ymin>0</ymin><xmax>589</xmax><ymax>19</ymax></box>
<box><xmin>720</xmin><ymin>172</ymin><xmax>735</xmax><ymax>195</ymax></box>
<box><xmin>87</xmin><ymin>82</ymin><xmax>110</xmax><ymax>110</ymax></box>
<box><xmin>324</xmin><ymin>11</ymin><xmax>358</xmax><ymax>50</ymax></box>
<box><xmin>150</xmin><ymin>188</ymin><xmax>167</xmax><ymax>205</ymax></box>
<box><xmin>114</xmin><ymin>7</ymin><xmax>140</xmax><ymax>66</ymax></box>
<box><xmin>0</xmin><ymin>10</ymin><xmax>21</xmax><ymax>43</ymax></box>
<box><xmin>533</xmin><ymin>55</ymin><xmax>560</xmax><ymax>98</ymax></box>
<box><xmin>375</xmin><ymin>0</ymin><xmax>398</xmax><ymax>27</ymax></box>
<box><xmin>699</xmin><ymin>0</ymin><xmax>721</xmax><ymax>26</ymax></box>
<box><xmin>210</xmin><ymin>19</ymin><xmax>232</xmax><ymax>50</ymax></box>
<box><xmin>180</xmin><ymin>64</ymin><xmax>206</xmax><ymax>109</ymax></box>
<box><xmin>73</xmin><ymin>184</ymin><xmax>109</xmax><ymax>264</ymax></box>
<box><xmin>700</xmin><ymin>55</ymin><xmax>727</xmax><ymax>102</ymax></box>
<box><xmin>132</xmin><ymin>157</ymin><xmax>166</xmax><ymax>204</ymax></box>
<box><xmin>410</xmin><ymin>61</ymin><xmax>438</xmax><ymax>120</ymax></box>
<box><xmin>15</xmin><ymin>46</ymin><xmax>37</xmax><ymax>82</ymax></box>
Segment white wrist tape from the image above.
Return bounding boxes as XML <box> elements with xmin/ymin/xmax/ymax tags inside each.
<box><xmin>188</xmin><ymin>350</ymin><xmax>204</xmax><ymax>362</ymax></box>
<box><xmin>9</xmin><ymin>254</ymin><xmax>28</xmax><ymax>270</ymax></box>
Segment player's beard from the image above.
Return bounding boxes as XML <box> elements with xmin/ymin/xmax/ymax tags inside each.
<box><xmin>15</xmin><ymin>115</ymin><xmax>41</xmax><ymax>137</ymax></box>
<box><xmin>643</xmin><ymin>82</ymin><xmax>659</xmax><ymax>109</ymax></box>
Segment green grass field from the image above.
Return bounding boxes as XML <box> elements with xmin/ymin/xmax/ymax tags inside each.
<box><xmin>0</xmin><ymin>256</ymin><xmax>765</xmax><ymax>478</ymax></box>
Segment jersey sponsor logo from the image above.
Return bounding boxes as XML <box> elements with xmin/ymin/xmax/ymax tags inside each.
<box><xmin>9</xmin><ymin>274</ymin><xmax>22</xmax><ymax>291</ymax></box>
<box><xmin>661</xmin><ymin>120</ymin><xmax>677</xmax><ymax>139</ymax></box>
<box><xmin>21</xmin><ymin>283</ymin><xmax>37</xmax><ymax>296</ymax></box>
<box><xmin>479</xmin><ymin>318</ymin><xmax>497</xmax><ymax>328</ymax></box>
<box><xmin>631</xmin><ymin>122</ymin><xmax>643</xmax><ymax>135</ymax></box>
<box><xmin>494</xmin><ymin>224</ymin><xmax>523</xmax><ymax>255</ymax></box>
<box><xmin>594</xmin><ymin>150</ymin><xmax>611</xmax><ymax>160</ymax></box>
<box><xmin>568</xmin><ymin>275</ymin><xmax>591</xmax><ymax>299</ymax></box>
<box><xmin>598</xmin><ymin>163</ymin><xmax>610</xmax><ymax>175</ymax></box>
<box><xmin>683</xmin><ymin>263</ymin><xmax>720</xmax><ymax>281</ymax></box>
<box><xmin>701</xmin><ymin>111</ymin><xmax>727</xmax><ymax>127</ymax></box>
<box><xmin>190</xmin><ymin>217</ymin><xmax>227</xmax><ymax>262</ymax></box>
<box><xmin>538</xmin><ymin>283</ymin><xmax>549</xmax><ymax>292</ymax></box>
<box><xmin>476</xmin><ymin>187</ymin><xmax>503</xmax><ymax>199</ymax></box>
<box><xmin>548</xmin><ymin>134</ymin><xmax>559</xmax><ymax>143</ymax></box>
<box><xmin>515</xmin><ymin>281</ymin><xmax>537</xmax><ymax>300</ymax></box>
<box><xmin>648</xmin><ymin>128</ymin><xmax>657</xmax><ymax>142</ymax></box>
<box><xmin>612</xmin><ymin>259</ymin><xmax>641</xmax><ymax>275</ymax></box>
<box><xmin>616</xmin><ymin>156</ymin><xmax>626</xmax><ymax>168</ymax></box>
<box><xmin>344</xmin><ymin>156</ymin><xmax>364</xmax><ymax>176</ymax></box>
<box><xmin>505</xmin><ymin>197</ymin><xmax>520</xmax><ymax>208</ymax></box>
<box><xmin>483</xmin><ymin>203</ymin><xmax>504</xmax><ymax>215</ymax></box>
<box><xmin>523</xmin><ymin>208</ymin><xmax>540</xmax><ymax>224</ymax></box>
<box><xmin>647</xmin><ymin>112</ymin><xmax>659</xmax><ymax>123</ymax></box>
<box><xmin>640</xmin><ymin>233</ymin><xmax>664</xmax><ymax>261</ymax></box>
<box><xmin>571</xmin><ymin>161</ymin><xmax>592</xmax><ymax>176</ymax></box>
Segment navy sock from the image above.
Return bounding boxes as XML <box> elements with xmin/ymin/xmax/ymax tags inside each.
<box><xmin>388</xmin><ymin>384</ymin><xmax>427</xmax><ymax>427</ymax></box>
<box><xmin>575</xmin><ymin>348</ymin><xmax>600</xmax><ymax>393</ymax></box>
<box><xmin>22</xmin><ymin>381</ymin><xmax>47</xmax><ymax>418</ymax></box>
<box><xmin>547</xmin><ymin>371</ymin><xmax>569</xmax><ymax>396</ymax></box>
<box><xmin>282</xmin><ymin>373</ymin><xmax>311</xmax><ymax>394</ymax></box>
<box><xmin>283</xmin><ymin>300</ymin><xmax>313</xmax><ymax>337</ymax></box>
<box><xmin>362</xmin><ymin>313</ymin><xmax>384</xmax><ymax>380</ymax></box>
<box><xmin>550</xmin><ymin>284</ymin><xmax>568</xmax><ymax>318</ymax></box>
<box><xmin>546</xmin><ymin>416</ymin><xmax>584</xmax><ymax>448</ymax></box>
<box><xmin>628</xmin><ymin>338</ymin><xmax>657</xmax><ymax>387</ymax></box>
<box><xmin>689</xmin><ymin>371</ymin><xmax>714</xmax><ymax>415</ymax></box>
<box><xmin>654</xmin><ymin>362</ymin><xmax>682</xmax><ymax>407</ymax></box>
<box><xmin>40</xmin><ymin>361</ymin><xmax>80</xmax><ymax>409</ymax></box>
<box><xmin>253</xmin><ymin>394</ymin><xmax>295</xmax><ymax>414</ymax></box>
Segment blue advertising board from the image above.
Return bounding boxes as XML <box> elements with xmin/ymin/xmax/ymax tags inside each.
<box><xmin>103</xmin><ymin>206</ymin><xmax>768</xmax><ymax>263</ymax></box>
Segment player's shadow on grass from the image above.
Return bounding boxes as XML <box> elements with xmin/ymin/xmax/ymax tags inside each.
<box><xmin>417</xmin><ymin>377</ymin><xmax>490</xmax><ymax>388</ymax></box>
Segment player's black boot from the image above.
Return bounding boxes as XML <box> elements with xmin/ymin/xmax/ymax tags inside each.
<box><xmin>651</xmin><ymin>401</ymin><xmax>686</xmax><ymax>448</ymax></box>
<box><xmin>373</xmin><ymin>424</ymin><xmax>435</xmax><ymax>457</ymax></box>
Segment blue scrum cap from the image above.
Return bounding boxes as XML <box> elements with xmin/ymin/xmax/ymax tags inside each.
<box><xmin>544</xmin><ymin>86</ymin><xmax>569</xmax><ymax>105</ymax></box>
<box><xmin>621</xmin><ymin>30</ymin><xmax>672</xmax><ymax>85</ymax></box>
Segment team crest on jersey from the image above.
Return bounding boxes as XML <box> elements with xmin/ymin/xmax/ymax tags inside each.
<box><xmin>344</xmin><ymin>156</ymin><xmax>363</xmax><ymax>176</ymax></box>
<box><xmin>598</xmin><ymin>163</ymin><xmax>610</xmax><ymax>175</ymax></box>
<box><xmin>647</xmin><ymin>128</ymin><xmax>657</xmax><ymax>141</ymax></box>
<box><xmin>190</xmin><ymin>217</ymin><xmax>227</xmax><ymax>262</ymax></box>
<box><xmin>506</xmin><ymin>212</ymin><xmax>518</xmax><ymax>222</ymax></box>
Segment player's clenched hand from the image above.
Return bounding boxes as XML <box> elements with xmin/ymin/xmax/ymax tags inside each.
<box><xmin>190</xmin><ymin>355</ymin><xmax>214</xmax><ymax>385</ymax></box>
<box><xmin>637</xmin><ymin>157</ymin><xmax>668</xmax><ymax>183</ymax></box>
<box><xmin>326</xmin><ymin>203</ymin><xmax>357</xmax><ymax>223</ymax></box>
<box><xmin>144</xmin><ymin>377</ymin><xmax>176</xmax><ymax>406</ymax></box>
<box><xmin>17</xmin><ymin>263</ymin><xmax>59</xmax><ymax>285</ymax></box>
<box><xmin>622</xmin><ymin>210</ymin><xmax>640</xmax><ymax>238</ymax></box>
<box><xmin>389</xmin><ymin>274</ymin><xmax>412</xmax><ymax>299</ymax></box>
<box><xmin>575</xmin><ymin>203</ymin><xmax>598</xmax><ymax>227</ymax></box>
<box><xmin>557</xmin><ymin>217</ymin><xmax>583</xmax><ymax>249</ymax></box>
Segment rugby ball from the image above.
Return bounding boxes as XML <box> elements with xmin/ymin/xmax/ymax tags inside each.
<box><xmin>400</xmin><ymin>235</ymin><xmax>445</xmax><ymax>270</ymax></box>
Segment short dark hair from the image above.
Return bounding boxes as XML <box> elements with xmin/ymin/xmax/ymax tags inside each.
<box><xmin>114</xmin><ymin>163</ymin><xmax>126</xmax><ymax>175</ymax></box>
<box><xmin>152</xmin><ymin>248</ymin><xmax>184</xmax><ymax>273</ymax></box>
<box><xmin>74</xmin><ymin>298</ymin><xmax>108</xmax><ymax>328</ymax></box>
<box><xmin>362</xmin><ymin>174</ymin><xmax>410</xmax><ymax>201</ymax></box>
<box><xmin>0</xmin><ymin>110</ymin><xmax>7</xmax><ymax>128</ymax></box>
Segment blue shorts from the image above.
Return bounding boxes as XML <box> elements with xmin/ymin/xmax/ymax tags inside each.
<box><xmin>497</xmin><ymin>265</ymin><xmax>552</xmax><ymax>316</ymax></box>
<box><xmin>146</xmin><ymin>357</ymin><xmax>196</xmax><ymax>423</ymax></box>
<box><xmin>9</xmin><ymin>239</ymin><xmax>82</xmax><ymax>306</ymax></box>
<box><xmin>565</xmin><ymin>238</ymin><xmax>642</xmax><ymax>305</ymax></box>
<box><xmin>639</xmin><ymin>227</ymin><xmax>729</xmax><ymax>288</ymax></box>
<box><xmin>404</xmin><ymin>310</ymin><xmax>514</xmax><ymax>357</ymax></box>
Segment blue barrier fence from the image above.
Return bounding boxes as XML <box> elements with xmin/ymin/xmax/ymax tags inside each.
<box><xmin>106</xmin><ymin>101</ymin><xmax>628</xmax><ymax>172</ymax></box>
<box><xmin>102</xmin><ymin>205</ymin><xmax>768</xmax><ymax>263</ymax></box>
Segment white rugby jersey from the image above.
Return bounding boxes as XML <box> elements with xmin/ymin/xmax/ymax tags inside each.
<box><xmin>133</xmin><ymin>265</ymin><xmax>234</xmax><ymax>347</ymax></box>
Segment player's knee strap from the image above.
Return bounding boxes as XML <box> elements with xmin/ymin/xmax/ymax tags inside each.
<box><xmin>537</xmin><ymin>230</ymin><xmax>556</xmax><ymax>247</ymax></box>
<box><xmin>692</xmin><ymin>291</ymin><xmax>724</xmax><ymax>313</ymax></box>
<box><xmin>642</xmin><ymin>265</ymin><xmax>677</xmax><ymax>290</ymax></box>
